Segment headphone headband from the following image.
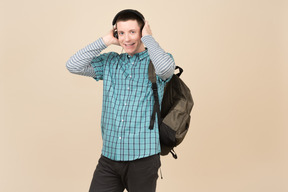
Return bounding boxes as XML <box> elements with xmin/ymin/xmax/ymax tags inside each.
<box><xmin>112</xmin><ymin>9</ymin><xmax>145</xmax><ymax>26</ymax></box>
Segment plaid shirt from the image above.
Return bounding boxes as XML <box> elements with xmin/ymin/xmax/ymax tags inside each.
<box><xmin>66</xmin><ymin>35</ymin><xmax>175</xmax><ymax>161</ymax></box>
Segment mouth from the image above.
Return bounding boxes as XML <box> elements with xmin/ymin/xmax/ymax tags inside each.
<box><xmin>124</xmin><ymin>43</ymin><xmax>135</xmax><ymax>48</ymax></box>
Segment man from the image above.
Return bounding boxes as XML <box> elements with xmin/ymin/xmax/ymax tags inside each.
<box><xmin>66</xmin><ymin>9</ymin><xmax>175</xmax><ymax>192</ymax></box>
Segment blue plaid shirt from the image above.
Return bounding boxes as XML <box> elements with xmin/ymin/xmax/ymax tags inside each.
<box><xmin>66</xmin><ymin>35</ymin><xmax>175</xmax><ymax>161</ymax></box>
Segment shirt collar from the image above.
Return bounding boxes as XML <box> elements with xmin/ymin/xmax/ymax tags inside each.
<box><xmin>126</xmin><ymin>48</ymin><xmax>149</xmax><ymax>61</ymax></box>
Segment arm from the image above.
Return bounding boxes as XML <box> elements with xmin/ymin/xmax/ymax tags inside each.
<box><xmin>141</xmin><ymin>21</ymin><xmax>175</xmax><ymax>81</ymax></box>
<box><xmin>66</xmin><ymin>38</ymin><xmax>107</xmax><ymax>77</ymax></box>
<box><xmin>66</xmin><ymin>29</ymin><xmax>119</xmax><ymax>77</ymax></box>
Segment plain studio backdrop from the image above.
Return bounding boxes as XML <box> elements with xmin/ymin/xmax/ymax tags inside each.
<box><xmin>1</xmin><ymin>0</ymin><xmax>287</xmax><ymax>191</ymax></box>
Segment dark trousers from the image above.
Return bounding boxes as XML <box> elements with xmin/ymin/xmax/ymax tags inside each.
<box><xmin>89</xmin><ymin>154</ymin><xmax>161</xmax><ymax>192</ymax></box>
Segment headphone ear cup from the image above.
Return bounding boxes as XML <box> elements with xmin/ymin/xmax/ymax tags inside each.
<box><xmin>114</xmin><ymin>30</ymin><xmax>118</xmax><ymax>39</ymax></box>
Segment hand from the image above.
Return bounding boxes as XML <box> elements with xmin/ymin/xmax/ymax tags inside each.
<box><xmin>142</xmin><ymin>21</ymin><xmax>152</xmax><ymax>37</ymax></box>
<box><xmin>102</xmin><ymin>28</ymin><xmax>120</xmax><ymax>46</ymax></box>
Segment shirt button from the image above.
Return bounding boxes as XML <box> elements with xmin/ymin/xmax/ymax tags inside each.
<box><xmin>127</xmin><ymin>87</ymin><xmax>130</xmax><ymax>90</ymax></box>
<box><xmin>124</xmin><ymin>103</ymin><xmax>127</xmax><ymax>106</ymax></box>
<box><xmin>119</xmin><ymin>137</ymin><xmax>122</xmax><ymax>140</ymax></box>
<box><xmin>132</xmin><ymin>62</ymin><xmax>134</xmax><ymax>65</ymax></box>
<box><xmin>121</xmin><ymin>119</ymin><xmax>124</xmax><ymax>122</ymax></box>
<box><xmin>129</xmin><ymin>75</ymin><xmax>132</xmax><ymax>78</ymax></box>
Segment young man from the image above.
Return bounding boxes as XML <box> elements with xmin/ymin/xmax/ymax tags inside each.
<box><xmin>66</xmin><ymin>9</ymin><xmax>175</xmax><ymax>192</ymax></box>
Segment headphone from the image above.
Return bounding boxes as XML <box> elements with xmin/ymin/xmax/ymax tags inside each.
<box><xmin>112</xmin><ymin>9</ymin><xmax>145</xmax><ymax>39</ymax></box>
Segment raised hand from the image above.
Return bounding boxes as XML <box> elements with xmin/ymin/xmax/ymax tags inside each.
<box><xmin>102</xmin><ymin>28</ymin><xmax>120</xmax><ymax>46</ymax></box>
<box><xmin>142</xmin><ymin>21</ymin><xmax>152</xmax><ymax>37</ymax></box>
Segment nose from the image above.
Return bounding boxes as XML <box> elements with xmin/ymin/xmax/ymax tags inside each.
<box><xmin>124</xmin><ymin>33</ymin><xmax>130</xmax><ymax>41</ymax></box>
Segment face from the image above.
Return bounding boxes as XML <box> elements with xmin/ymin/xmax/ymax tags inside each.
<box><xmin>116</xmin><ymin>20</ymin><xmax>145</xmax><ymax>56</ymax></box>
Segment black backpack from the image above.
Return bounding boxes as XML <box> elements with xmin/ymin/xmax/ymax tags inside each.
<box><xmin>148</xmin><ymin>62</ymin><xmax>194</xmax><ymax>159</ymax></box>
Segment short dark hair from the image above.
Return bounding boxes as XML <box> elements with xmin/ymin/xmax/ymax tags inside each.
<box><xmin>113</xmin><ymin>9</ymin><xmax>145</xmax><ymax>29</ymax></box>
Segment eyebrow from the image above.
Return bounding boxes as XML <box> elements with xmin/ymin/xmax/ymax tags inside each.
<box><xmin>118</xmin><ymin>29</ymin><xmax>137</xmax><ymax>32</ymax></box>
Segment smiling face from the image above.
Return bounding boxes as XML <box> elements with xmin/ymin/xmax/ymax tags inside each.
<box><xmin>116</xmin><ymin>20</ymin><xmax>145</xmax><ymax>56</ymax></box>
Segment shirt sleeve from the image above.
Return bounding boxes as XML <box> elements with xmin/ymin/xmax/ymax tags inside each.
<box><xmin>66</xmin><ymin>38</ymin><xmax>107</xmax><ymax>78</ymax></box>
<box><xmin>141</xmin><ymin>35</ymin><xmax>175</xmax><ymax>81</ymax></box>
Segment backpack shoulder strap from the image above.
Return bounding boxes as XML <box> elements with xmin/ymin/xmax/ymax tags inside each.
<box><xmin>148</xmin><ymin>61</ymin><xmax>161</xmax><ymax>130</ymax></box>
<box><xmin>148</xmin><ymin>60</ymin><xmax>156</xmax><ymax>83</ymax></box>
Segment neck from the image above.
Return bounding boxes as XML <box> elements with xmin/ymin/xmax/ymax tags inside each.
<box><xmin>128</xmin><ymin>44</ymin><xmax>146</xmax><ymax>57</ymax></box>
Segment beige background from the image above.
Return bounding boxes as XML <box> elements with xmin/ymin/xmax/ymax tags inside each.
<box><xmin>1</xmin><ymin>0</ymin><xmax>287</xmax><ymax>191</ymax></box>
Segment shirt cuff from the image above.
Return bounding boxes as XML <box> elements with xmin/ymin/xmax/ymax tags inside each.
<box><xmin>141</xmin><ymin>35</ymin><xmax>157</xmax><ymax>48</ymax></box>
<box><xmin>95</xmin><ymin>37</ymin><xmax>108</xmax><ymax>49</ymax></box>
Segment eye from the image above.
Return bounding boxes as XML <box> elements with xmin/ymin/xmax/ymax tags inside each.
<box><xmin>130</xmin><ymin>31</ymin><xmax>135</xmax><ymax>34</ymax></box>
<box><xmin>119</xmin><ymin>32</ymin><xmax>124</xmax><ymax>35</ymax></box>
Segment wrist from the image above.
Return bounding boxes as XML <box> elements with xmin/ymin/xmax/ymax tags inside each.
<box><xmin>102</xmin><ymin>36</ymin><xmax>112</xmax><ymax>46</ymax></box>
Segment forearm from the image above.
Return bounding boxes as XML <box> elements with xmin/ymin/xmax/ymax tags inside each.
<box><xmin>141</xmin><ymin>35</ymin><xmax>175</xmax><ymax>80</ymax></box>
<box><xmin>66</xmin><ymin>38</ymin><xmax>107</xmax><ymax>77</ymax></box>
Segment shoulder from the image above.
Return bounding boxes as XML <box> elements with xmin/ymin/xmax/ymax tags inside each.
<box><xmin>103</xmin><ymin>51</ymin><xmax>120</xmax><ymax>58</ymax></box>
<box><xmin>91</xmin><ymin>51</ymin><xmax>120</xmax><ymax>62</ymax></box>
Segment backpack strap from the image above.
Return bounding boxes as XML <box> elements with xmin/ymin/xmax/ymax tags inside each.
<box><xmin>148</xmin><ymin>61</ymin><xmax>161</xmax><ymax>130</ymax></box>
